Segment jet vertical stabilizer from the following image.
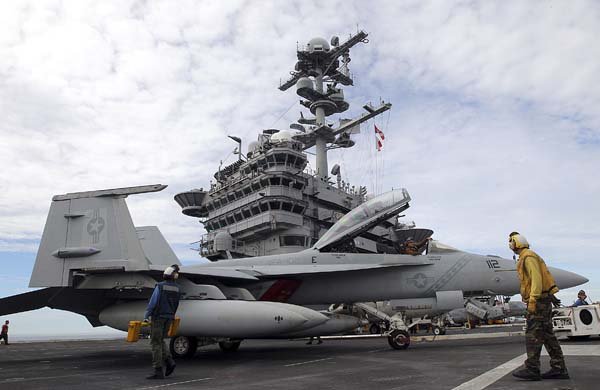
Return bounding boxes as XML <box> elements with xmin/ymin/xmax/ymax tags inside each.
<box><xmin>29</xmin><ymin>184</ymin><xmax>167</xmax><ymax>287</ymax></box>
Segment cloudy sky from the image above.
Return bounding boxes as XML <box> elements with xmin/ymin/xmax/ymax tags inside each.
<box><xmin>1</xmin><ymin>0</ymin><xmax>599</xmax><ymax>338</ymax></box>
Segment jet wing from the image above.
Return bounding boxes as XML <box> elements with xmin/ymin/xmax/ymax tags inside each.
<box><xmin>0</xmin><ymin>288</ymin><xmax>60</xmax><ymax>316</ymax></box>
<box><xmin>235</xmin><ymin>262</ymin><xmax>431</xmax><ymax>277</ymax></box>
<box><xmin>183</xmin><ymin>256</ymin><xmax>433</xmax><ymax>278</ymax></box>
<box><xmin>148</xmin><ymin>264</ymin><xmax>259</xmax><ymax>280</ymax></box>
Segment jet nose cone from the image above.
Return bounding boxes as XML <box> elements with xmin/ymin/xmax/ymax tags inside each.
<box><xmin>550</xmin><ymin>267</ymin><xmax>589</xmax><ymax>289</ymax></box>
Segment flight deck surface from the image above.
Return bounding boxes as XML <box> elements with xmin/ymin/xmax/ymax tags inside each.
<box><xmin>0</xmin><ymin>332</ymin><xmax>598</xmax><ymax>390</ymax></box>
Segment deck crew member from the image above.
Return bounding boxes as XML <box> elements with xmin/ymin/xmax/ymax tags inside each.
<box><xmin>1</xmin><ymin>320</ymin><xmax>8</xmax><ymax>345</ymax></box>
<box><xmin>144</xmin><ymin>265</ymin><xmax>181</xmax><ymax>380</ymax></box>
<box><xmin>509</xmin><ymin>232</ymin><xmax>569</xmax><ymax>381</ymax></box>
<box><xmin>572</xmin><ymin>290</ymin><xmax>589</xmax><ymax>307</ymax></box>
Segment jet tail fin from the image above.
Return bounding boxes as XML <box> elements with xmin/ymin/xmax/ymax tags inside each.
<box><xmin>29</xmin><ymin>184</ymin><xmax>167</xmax><ymax>287</ymax></box>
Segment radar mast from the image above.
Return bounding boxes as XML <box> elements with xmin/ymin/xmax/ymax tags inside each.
<box><xmin>279</xmin><ymin>30</ymin><xmax>392</xmax><ymax>179</ymax></box>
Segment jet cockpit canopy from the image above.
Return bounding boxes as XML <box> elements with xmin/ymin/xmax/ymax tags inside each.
<box><xmin>313</xmin><ymin>189</ymin><xmax>411</xmax><ymax>252</ymax></box>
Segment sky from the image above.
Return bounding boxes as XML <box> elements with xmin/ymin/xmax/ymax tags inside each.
<box><xmin>1</xmin><ymin>0</ymin><xmax>599</xmax><ymax>338</ymax></box>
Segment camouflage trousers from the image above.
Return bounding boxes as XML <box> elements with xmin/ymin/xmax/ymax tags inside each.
<box><xmin>150</xmin><ymin>317</ymin><xmax>173</xmax><ymax>369</ymax></box>
<box><xmin>524</xmin><ymin>297</ymin><xmax>566</xmax><ymax>374</ymax></box>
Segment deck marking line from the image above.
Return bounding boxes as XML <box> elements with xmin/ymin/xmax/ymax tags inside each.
<box><xmin>451</xmin><ymin>353</ymin><xmax>526</xmax><ymax>390</ymax></box>
<box><xmin>134</xmin><ymin>377</ymin><xmax>213</xmax><ymax>389</ymax></box>
<box><xmin>285</xmin><ymin>357</ymin><xmax>333</xmax><ymax>367</ymax></box>
<box><xmin>452</xmin><ymin>344</ymin><xmax>600</xmax><ymax>390</ymax></box>
<box><xmin>0</xmin><ymin>370</ymin><xmax>121</xmax><ymax>383</ymax></box>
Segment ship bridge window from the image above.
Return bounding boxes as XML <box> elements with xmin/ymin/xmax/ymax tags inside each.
<box><xmin>274</xmin><ymin>153</ymin><xmax>286</xmax><ymax>163</ymax></box>
<box><xmin>281</xmin><ymin>178</ymin><xmax>291</xmax><ymax>186</ymax></box>
<box><xmin>269</xmin><ymin>201</ymin><xmax>281</xmax><ymax>210</ymax></box>
<box><xmin>227</xmin><ymin>193</ymin><xmax>236</xmax><ymax>201</ymax></box>
<box><xmin>280</xmin><ymin>235</ymin><xmax>308</xmax><ymax>247</ymax></box>
<box><xmin>251</xmin><ymin>181</ymin><xmax>261</xmax><ymax>191</ymax></box>
<box><xmin>269</xmin><ymin>177</ymin><xmax>281</xmax><ymax>185</ymax></box>
<box><xmin>242</xmin><ymin>209</ymin><xmax>251</xmax><ymax>218</ymax></box>
<box><xmin>243</xmin><ymin>186</ymin><xmax>252</xmax><ymax>195</ymax></box>
<box><xmin>251</xmin><ymin>205</ymin><xmax>260</xmax><ymax>215</ymax></box>
<box><xmin>281</xmin><ymin>202</ymin><xmax>292</xmax><ymax>211</ymax></box>
<box><xmin>259</xmin><ymin>202</ymin><xmax>269</xmax><ymax>212</ymax></box>
<box><xmin>292</xmin><ymin>181</ymin><xmax>304</xmax><ymax>190</ymax></box>
<box><xmin>233</xmin><ymin>212</ymin><xmax>243</xmax><ymax>222</ymax></box>
<box><xmin>226</xmin><ymin>215</ymin><xmax>235</xmax><ymax>225</ymax></box>
<box><xmin>292</xmin><ymin>204</ymin><xmax>305</xmax><ymax>214</ymax></box>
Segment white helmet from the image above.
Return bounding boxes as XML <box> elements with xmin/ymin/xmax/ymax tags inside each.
<box><xmin>509</xmin><ymin>232</ymin><xmax>529</xmax><ymax>251</ymax></box>
<box><xmin>163</xmin><ymin>264</ymin><xmax>180</xmax><ymax>279</ymax></box>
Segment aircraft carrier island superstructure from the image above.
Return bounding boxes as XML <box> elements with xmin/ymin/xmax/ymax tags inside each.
<box><xmin>175</xmin><ymin>31</ymin><xmax>402</xmax><ymax>260</ymax></box>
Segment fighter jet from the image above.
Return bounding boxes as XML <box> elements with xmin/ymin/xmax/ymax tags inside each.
<box><xmin>0</xmin><ymin>184</ymin><xmax>587</xmax><ymax>356</ymax></box>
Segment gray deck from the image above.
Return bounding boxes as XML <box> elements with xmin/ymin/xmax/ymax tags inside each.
<box><xmin>0</xmin><ymin>332</ymin><xmax>598</xmax><ymax>390</ymax></box>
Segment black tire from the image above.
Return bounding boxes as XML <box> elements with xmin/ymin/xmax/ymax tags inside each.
<box><xmin>433</xmin><ymin>326</ymin><xmax>446</xmax><ymax>336</ymax></box>
<box><xmin>387</xmin><ymin>330</ymin><xmax>410</xmax><ymax>350</ymax></box>
<box><xmin>219</xmin><ymin>340</ymin><xmax>242</xmax><ymax>352</ymax></box>
<box><xmin>170</xmin><ymin>336</ymin><xmax>198</xmax><ymax>359</ymax></box>
<box><xmin>369</xmin><ymin>324</ymin><xmax>381</xmax><ymax>334</ymax></box>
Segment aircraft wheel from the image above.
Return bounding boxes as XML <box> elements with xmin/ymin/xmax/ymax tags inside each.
<box><xmin>433</xmin><ymin>326</ymin><xmax>446</xmax><ymax>336</ymax></box>
<box><xmin>387</xmin><ymin>330</ymin><xmax>410</xmax><ymax>350</ymax></box>
<box><xmin>219</xmin><ymin>339</ymin><xmax>242</xmax><ymax>352</ymax></box>
<box><xmin>369</xmin><ymin>324</ymin><xmax>381</xmax><ymax>334</ymax></box>
<box><xmin>170</xmin><ymin>335</ymin><xmax>198</xmax><ymax>359</ymax></box>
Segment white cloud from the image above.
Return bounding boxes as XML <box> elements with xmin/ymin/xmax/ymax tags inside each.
<box><xmin>0</xmin><ymin>0</ymin><xmax>599</xmax><ymax>334</ymax></box>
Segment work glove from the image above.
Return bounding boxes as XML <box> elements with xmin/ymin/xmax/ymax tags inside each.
<box><xmin>527</xmin><ymin>299</ymin><xmax>536</xmax><ymax>314</ymax></box>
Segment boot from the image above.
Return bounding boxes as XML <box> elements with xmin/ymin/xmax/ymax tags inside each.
<box><xmin>541</xmin><ymin>367</ymin><xmax>570</xmax><ymax>379</ymax></box>
<box><xmin>512</xmin><ymin>367</ymin><xmax>541</xmax><ymax>381</ymax></box>
<box><xmin>146</xmin><ymin>367</ymin><xmax>165</xmax><ymax>380</ymax></box>
<box><xmin>165</xmin><ymin>360</ymin><xmax>176</xmax><ymax>377</ymax></box>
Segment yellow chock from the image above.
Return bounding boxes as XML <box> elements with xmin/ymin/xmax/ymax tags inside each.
<box><xmin>127</xmin><ymin>321</ymin><xmax>142</xmax><ymax>342</ymax></box>
<box><xmin>168</xmin><ymin>317</ymin><xmax>181</xmax><ymax>337</ymax></box>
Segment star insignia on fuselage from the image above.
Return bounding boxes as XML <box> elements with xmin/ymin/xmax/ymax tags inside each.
<box><xmin>407</xmin><ymin>273</ymin><xmax>434</xmax><ymax>289</ymax></box>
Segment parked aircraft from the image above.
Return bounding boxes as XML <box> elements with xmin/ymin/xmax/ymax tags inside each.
<box><xmin>0</xmin><ymin>185</ymin><xmax>587</xmax><ymax>355</ymax></box>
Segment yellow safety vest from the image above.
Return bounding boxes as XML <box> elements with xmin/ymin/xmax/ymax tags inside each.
<box><xmin>516</xmin><ymin>248</ymin><xmax>559</xmax><ymax>301</ymax></box>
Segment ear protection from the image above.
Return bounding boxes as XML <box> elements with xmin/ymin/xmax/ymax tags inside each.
<box><xmin>509</xmin><ymin>232</ymin><xmax>529</xmax><ymax>250</ymax></box>
<box><xmin>164</xmin><ymin>264</ymin><xmax>181</xmax><ymax>277</ymax></box>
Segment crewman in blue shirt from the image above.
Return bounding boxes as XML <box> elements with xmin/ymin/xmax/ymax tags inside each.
<box><xmin>144</xmin><ymin>264</ymin><xmax>181</xmax><ymax>380</ymax></box>
<box><xmin>572</xmin><ymin>290</ymin><xmax>589</xmax><ymax>307</ymax></box>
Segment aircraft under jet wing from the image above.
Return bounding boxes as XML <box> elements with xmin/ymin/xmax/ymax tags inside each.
<box><xmin>0</xmin><ymin>185</ymin><xmax>588</xmax><ymax>355</ymax></box>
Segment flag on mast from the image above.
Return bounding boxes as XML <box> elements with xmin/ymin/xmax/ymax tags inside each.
<box><xmin>375</xmin><ymin>124</ymin><xmax>385</xmax><ymax>151</ymax></box>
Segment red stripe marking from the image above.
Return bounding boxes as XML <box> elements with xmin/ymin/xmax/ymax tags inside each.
<box><xmin>259</xmin><ymin>279</ymin><xmax>302</xmax><ymax>302</ymax></box>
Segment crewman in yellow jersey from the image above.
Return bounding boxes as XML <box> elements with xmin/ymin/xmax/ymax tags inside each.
<box><xmin>509</xmin><ymin>232</ymin><xmax>569</xmax><ymax>381</ymax></box>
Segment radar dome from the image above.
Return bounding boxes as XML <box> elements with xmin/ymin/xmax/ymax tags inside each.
<box><xmin>307</xmin><ymin>37</ymin><xmax>330</xmax><ymax>53</ymax></box>
<box><xmin>214</xmin><ymin>231</ymin><xmax>233</xmax><ymax>252</ymax></box>
<box><xmin>270</xmin><ymin>130</ymin><xmax>293</xmax><ymax>143</ymax></box>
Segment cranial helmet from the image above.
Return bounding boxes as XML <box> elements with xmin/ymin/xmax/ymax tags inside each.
<box><xmin>508</xmin><ymin>232</ymin><xmax>529</xmax><ymax>251</ymax></box>
<box><xmin>163</xmin><ymin>264</ymin><xmax>180</xmax><ymax>279</ymax></box>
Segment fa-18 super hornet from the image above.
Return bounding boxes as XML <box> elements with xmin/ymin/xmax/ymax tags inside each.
<box><xmin>0</xmin><ymin>185</ymin><xmax>587</xmax><ymax>355</ymax></box>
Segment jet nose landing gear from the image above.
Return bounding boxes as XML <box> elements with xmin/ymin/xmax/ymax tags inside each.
<box><xmin>387</xmin><ymin>329</ymin><xmax>410</xmax><ymax>350</ymax></box>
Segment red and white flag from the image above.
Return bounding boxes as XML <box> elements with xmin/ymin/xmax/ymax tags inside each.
<box><xmin>374</xmin><ymin>124</ymin><xmax>385</xmax><ymax>151</ymax></box>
